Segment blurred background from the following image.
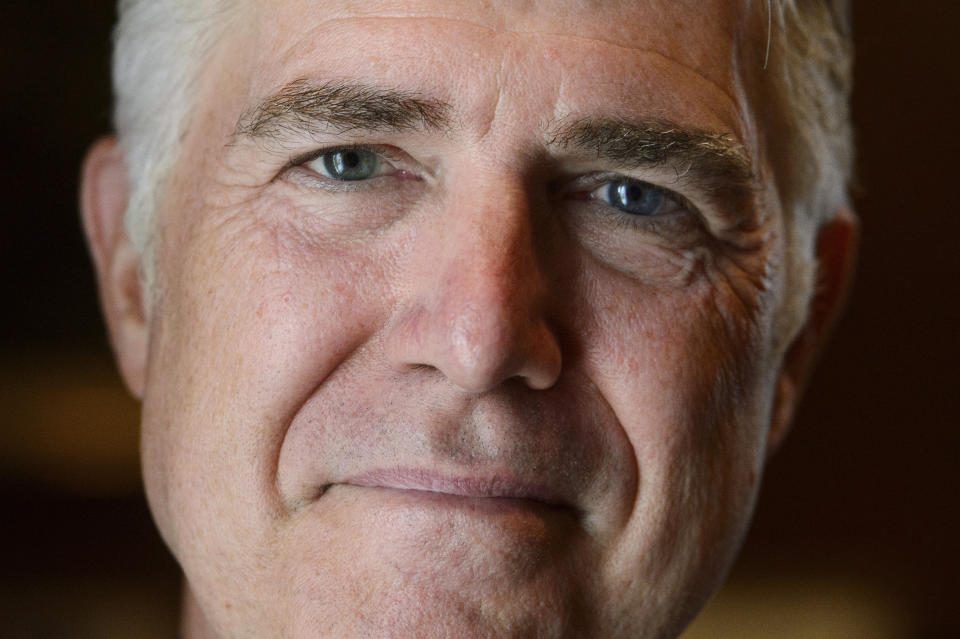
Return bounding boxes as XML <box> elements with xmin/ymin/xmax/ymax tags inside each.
<box><xmin>1</xmin><ymin>2</ymin><xmax>957</xmax><ymax>637</ymax></box>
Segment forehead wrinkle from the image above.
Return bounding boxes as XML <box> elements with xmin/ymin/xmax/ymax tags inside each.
<box><xmin>276</xmin><ymin>0</ymin><xmax>747</xmax><ymax>44</ymax></box>
<box><xmin>551</xmin><ymin>39</ymin><xmax>745</xmax><ymax>138</ymax></box>
<box><xmin>253</xmin><ymin>13</ymin><xmax>747</xmax><ymax>143</ymax></box>
<box><xmin>235</xmin><ymin>4</ymin><xmax>758</xmax><ymax>173</ymax></box>
<box><xmin>508</xmin><ymin>30</ymin><xmax>742</xmax><ymax>123</ymax></box>
<box><xmin>254</xmin><ymin>6</ymin><xmax>745</xmax><ymax>110</ymax></box>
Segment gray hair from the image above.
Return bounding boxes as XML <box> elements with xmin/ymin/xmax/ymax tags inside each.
<box><xmin>112</xmin><ymin>0</ymin><xmax>233</xmax><ymax>289</ymax></box>
<box><xmin>765</xmin><ymin>0</ymin><xmax>854</xmax><ymax>350</ymax></box>
<box><xmin>770</xmin><ymin>0</ymin><xmax>854</xmax><ymax>215</ymax></box>
<box><xmin>112</xmin><ymin>0</ymin><xmax>854</xmax><ymax>307</ymax></box>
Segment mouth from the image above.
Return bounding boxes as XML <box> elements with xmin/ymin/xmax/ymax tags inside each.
<box><xmin>327</xmin><ymin>467</ymin><xmax>575</xmax><ymax>515</ymax></box>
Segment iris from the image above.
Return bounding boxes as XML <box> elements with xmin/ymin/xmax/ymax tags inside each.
<box><xmin>606</xmin><ymin>179</ymin><xmax>666</xmax><ymax>216</ymax></box>
<box><xmin>321</xmin><ymin>149</ymin><xmax>381</xmax><ymax>181</ymax></box>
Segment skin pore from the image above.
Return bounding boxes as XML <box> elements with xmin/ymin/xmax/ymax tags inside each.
<box><xmin>81</xmin><ymin>1</ymin><xmax>856</xmax><ymax>637</ymax></box>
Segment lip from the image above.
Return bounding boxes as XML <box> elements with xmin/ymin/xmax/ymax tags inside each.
<box><xmin>335</xmin><ymin>467</ymin><xmax>572</xmax><ymax>511</ymax></box>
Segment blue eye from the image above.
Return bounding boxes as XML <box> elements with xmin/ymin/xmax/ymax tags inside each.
<box><xmin>311</xmin><ymin>148</ymin><xmax>382</xmax><ymax>181</ymax></box>
<box><xmin>602</xmin><ymin>179</ymin><xmax>668</xmax><ymax>216</ymax></box>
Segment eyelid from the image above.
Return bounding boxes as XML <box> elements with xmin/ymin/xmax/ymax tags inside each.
<box><xmin>282</xmin><ymin>143</ymin><xmax>423</xmax><ymax>191</ymax></box>
<box><xmin>289</xmin><ymin>144</ymin><xmax>400</xmax><ymax>171</ymax></box>
<box><xmin>566</xmin><ymin>173</ymin><xmax>716</xmax><ymax>245</ymax></box>
<box><xmin>572</xmin><ymin>173</ymin><xmax>691</xmax><ymax>210</ymax></box>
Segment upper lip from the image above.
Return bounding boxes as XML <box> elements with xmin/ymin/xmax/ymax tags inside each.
<box><xmin>340</xmin><ymin>467</ymin><xmax>570</xmax><ymax>509</ymax></box>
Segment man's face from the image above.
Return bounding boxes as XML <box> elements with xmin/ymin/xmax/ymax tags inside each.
<box><xmin>127</xmin><ymin>0</ymin><xmax>795</xmax><ymax>636</ymax></box>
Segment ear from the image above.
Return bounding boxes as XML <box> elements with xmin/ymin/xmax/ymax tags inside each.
<box><xmin>766</xmin><ymin>208</ymin><xmax>859</xmax><ymax>456</ymax></box>
<box><xmin>81</xmin><ymin>136</ymin><xmax>149</xmax><ymax>399</ymax></box>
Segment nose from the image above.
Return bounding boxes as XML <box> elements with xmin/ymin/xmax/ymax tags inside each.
<box><xmin>384</xmin><ymin>178</ymin><xmax>562</xmax><ymax>393</ymax></box>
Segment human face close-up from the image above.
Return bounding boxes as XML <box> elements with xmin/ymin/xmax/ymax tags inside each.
<box><xmin>100</xmin><ymin>0</ymin><xmax>811</xmax><ymax>636</ymax></box>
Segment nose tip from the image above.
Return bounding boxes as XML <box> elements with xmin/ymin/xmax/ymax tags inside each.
<box><xmin>386</xmin><ymin>283</ymin><xmax>562</xmax><ymax>394</ymax></box>
<box><xmin>444</xmin><ymin>301</ymin><xmax>562</xmax><ymax>393</ymax></box>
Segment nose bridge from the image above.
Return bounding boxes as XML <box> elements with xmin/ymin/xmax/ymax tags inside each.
<box><xmin>386</xmin><ymin>171</ymin><xmax>561</xmax><ymax>393</ymax></box>
<box><xmin>447</xmin><ymin>180</ymin><xmax>537</xmax><ymax>323</ymax></box>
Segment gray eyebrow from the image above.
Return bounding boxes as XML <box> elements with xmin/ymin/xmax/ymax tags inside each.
<box><xmin>547</xmin><ymin>117</ymin><xmax>758</xmax><ymax>207</ymax></box>
<box><xmin>235</xmin><ymin>79</ymin><xmax>453</xmax><ymax>139</ymax></box>
<box><xmin>236</xmin><ymin>84</ymin><xmax>756</xmax><ymax>209</ymax></box>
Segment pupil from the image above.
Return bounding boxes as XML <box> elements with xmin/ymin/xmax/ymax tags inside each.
<box><xmin>342</xmin><ymin>151</ymin><xmax>359</xmax><ymax>169</ymax></box>
<box><xmin>611</xmin><ymin>180</ymin><xmax>663</xmax><ymax>216</ymax></box>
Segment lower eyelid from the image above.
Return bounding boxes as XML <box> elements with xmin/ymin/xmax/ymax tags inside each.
<box><xmin>582</xmin><ymin>185</ymin><xmax>685</xmax><ymax>215</ymax></box>
<box><xmin>293</xmin><ymin>144</ymin><xmax>410</xmax><ymax>174</ymax></box>
<box><xmin>582</xmin><ymin>196</ymin><xmax>702</xmax><ymax>239</ymax></box>
<box><xmin>284</xmin><ymin>164</ymin><xmax>423</xmax><ymax>194</ymax></box>
<box><xmin>286</xmin><ymin>166</ymin><xmax>379</xmax><ymax>191</ymax></box>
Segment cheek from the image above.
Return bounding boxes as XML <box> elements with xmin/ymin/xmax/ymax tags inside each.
<box><xmin>575</xmin><ymin>259</ymin><xmax>772</xmax><ymax>435</ymax></box>
<box><xmin>571</xmin><ymin>255</ymin><xmax>776</xmax><ymax>603</ymax></box>
<box><xmin>588</xmin><ymin>279</ymin><xmax>771</xmax><ymax>490</ymax></box>
<box><xmin>140</xmin><ymin>199</ymin><xmax>397</xmax><ymax>593</ymax></box>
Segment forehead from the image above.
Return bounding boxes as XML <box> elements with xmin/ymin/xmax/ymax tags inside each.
<box><xmin>252</xmin><ymin>0</ymin><xmax>752</xmax><ymax>65</ymax></box>
<box><xmin>223</xmin><ymin>0</ymin><xmax>764</xmax><ymax>141</ymax></box>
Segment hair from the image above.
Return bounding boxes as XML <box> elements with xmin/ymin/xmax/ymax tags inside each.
<box><xmin>769</xmin><ymin>0</ymin><xmax>854</xmax><ymax>213</ymax></box>
<box><xmin>112</xmin><ymin>0</ymin><xmax>854</xmax><ymax>310</ymax></box>
<box><xmin>112</xmin><ymin>0</ymin><xmax>234</xmax><ymax>288</ymax></box>
<box><xmin>764</xmin><ymin>0</ymin><xmax>854</xmax><ymax>351</ymax></box>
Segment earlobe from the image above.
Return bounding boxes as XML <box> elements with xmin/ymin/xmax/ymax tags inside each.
<box><xmin>81</xmin><ymin>136</ymin><xmax>149</xmax><ymax>398</ymax></box>
<box><xmin>766</xmin><ymin>208</ymin><xmax>859</xmax><ymax>456</ymax></box>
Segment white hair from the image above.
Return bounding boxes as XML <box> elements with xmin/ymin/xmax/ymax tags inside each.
<box><xmin>112</xmin><ymin>0</ymin><xmax>232</xmax><ymax>289</ymax></box>
<box><xmin>112</xmin><ymin>0</ymin><xmax>853</xmax><ymax>314</ymax></box>
<box><xmin>765</xmin><ymin>0</ymin><xmax>854</xmax><ymax>351</ymax></box>
<box><xmin>771</xmin><ymin>0</ymin><xmax>854</xmax><ymax>216</ymax></box>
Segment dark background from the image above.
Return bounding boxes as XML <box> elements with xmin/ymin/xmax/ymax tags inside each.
<box><xmin>1</xmin><ymin>2</ymin><xmax>957</xmax><ymax>637</ymax></box>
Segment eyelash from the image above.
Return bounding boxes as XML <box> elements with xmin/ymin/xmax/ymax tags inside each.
<box><xmin>287</xmin><ymin>144</ymin><xmax>411</xmax><ymax>190</ymax></box>
<box><xmin>285</xmin><ymin>146</ymin><xmax>702</xmax><ymax>234</ymax></box>
<box><xmin>568</xmin><ymin>172</ymin><xmax>702</xmax><ymax>233</ymax></box>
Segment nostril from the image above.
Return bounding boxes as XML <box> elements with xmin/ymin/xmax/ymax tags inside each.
<box><xmin>522</xmin><ymin>326</ymin><xmax>563</xmax><ymax>390</ymax></box>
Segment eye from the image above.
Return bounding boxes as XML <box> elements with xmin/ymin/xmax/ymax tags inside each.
<box><xmin>593</xmin><ymin>178</ymin><xmax>681</xmax><ymax>217</ymax></box>
<box><xmin>306</xmin><ymin>148</ymin><xmax>387</xmax><ymax>181</ymax></box>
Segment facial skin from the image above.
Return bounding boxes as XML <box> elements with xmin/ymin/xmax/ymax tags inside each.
<box><xmin>82</xmin><ymin>1</ymin><xmax>856</xmax><ymax>637</ymax></box>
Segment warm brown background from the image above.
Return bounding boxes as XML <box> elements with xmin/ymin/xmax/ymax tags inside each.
<box><xmin>1</xmin><ymin>2</ymin><xmax>957</xmax><ymax>637</ymax></box>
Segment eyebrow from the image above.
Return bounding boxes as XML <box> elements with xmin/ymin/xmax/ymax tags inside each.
<box><xmin>236</xmin><ymin>81</ymin><xmax>756</xmax><ymax>210</ymax></box>
<box><xmin>547</xmin><ymin>117</ymin><xmax>758</xmax><ymax>207</ymax></box>
<box><xmin>235</xmin><ymin>79</ymin><xmax>453</xmax><ymax>139</ymax></box>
